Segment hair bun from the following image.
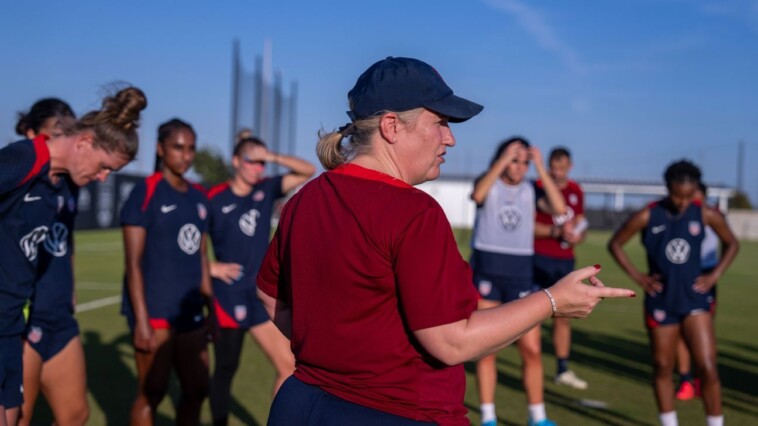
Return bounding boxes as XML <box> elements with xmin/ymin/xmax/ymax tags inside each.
<box><xmin>101</xmin><ymin>86</ymin><xmax>148</xmax><ymax>131</ymax></box>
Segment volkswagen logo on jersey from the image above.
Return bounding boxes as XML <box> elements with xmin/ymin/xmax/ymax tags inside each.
<box><xmin>253</xmin><ymin>190</ymin><xmax>265</xmax><ymax>202</ymax></box>
<box><xmin>177</xmin><ymin>224</ymin><xmax>201</xmax><ymax>255</ymax></box>
<box><xmin>689</xmin><ymin>221</ymin><xmax>701</xmax><ymax>236</ymax></box>
<box><xmin>239</xmin><ymin>209</ymin><xmax>261</xmax><ymax>237</ymax></box>
<box><xmin>498</xmin><ymin>205</ymin><xmax>521</xmax><ymax>231</ymax></box>
<box><xmin>665</xmin><ymin>238</ymin><xmax>690</xmax><ymax>264</ymax></box>
<box><xmin>20</xmin><ymin>226</ymin><xmax>48</xmax><ymax>261</ymax></box>
<box><xmin>553</xmin><ymin>206</ymin><xmax>575</xmax><ymax>226</ymax></box>
<box><xmin>43</xmin><ymin>222</ymin><xmax>69</xmax><ymax>257</ymax></box>
<box><xmin>234</xmin><ymin>305</ymin><xmax>247</xmax><ymax>321</ymax></box>
<box><xmin>27</xmin><ymin>325</ymin><xmax>43</xmax><ymax>344</ymax></box>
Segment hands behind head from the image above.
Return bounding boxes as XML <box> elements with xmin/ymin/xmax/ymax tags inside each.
<box><xmin>548</xmin><ymin>265</ymin><xmax>636</xmax><ymax>319</ymax></box>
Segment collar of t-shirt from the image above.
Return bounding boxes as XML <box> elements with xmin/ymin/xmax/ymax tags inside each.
<box><xmin>330</xmin><ymin>163</ymin><xmax>411</xmax><ymax>189</ymax></box>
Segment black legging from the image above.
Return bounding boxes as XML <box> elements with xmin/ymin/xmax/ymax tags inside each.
<box><xmin>209</xmin><ymin>328</ymin><xmax>247</xmax><ymax>425</ymax></box>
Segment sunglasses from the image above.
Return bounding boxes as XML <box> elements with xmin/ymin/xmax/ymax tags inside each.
<box><xmin>242</xmin><ymin>156</ymin><xmax>266</xmax><ymax>166</ymax></box>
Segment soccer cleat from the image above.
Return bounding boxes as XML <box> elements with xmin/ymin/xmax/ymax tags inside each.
<box><xmin>555</xmin><ymin>370</ymin><xmax>588</xmax><ymax>390</ymax></box>
<box><xmin>481</xmin><ymin>420</ymin><xmax>497</xmax><ymax>426</ymax></box>
<box><xmin>675</xmin><ymin>380</ymin><xmax>695</xmax><ymax>400</ymax></box>
<box><xmin>528</xmin><ymin>418</ymin><xmax>557</xmax><ymax>426</ymax></box>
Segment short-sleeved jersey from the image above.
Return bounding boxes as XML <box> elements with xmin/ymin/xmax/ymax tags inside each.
<box><xmin>120</xmin><ymin>173</ymin><xmax>209</xmax><ymax>322</ymax></box>
<box><xmin>257</xmin><ymin>164</ymin><xmax>478</xmax><ymax>426</ymax></box>
<box><xmin>534</xmin><ymin>180</ymin><xmax>584</xmax><ymax>259</ymax></box>
<box><xmin>29</xmin><ymin>175</ymin><xmax>79</xmax><ymax>325</ymax></box>
<box><xmin>470</xmin><ymin>179</ymin><xmax>536</xmax><ymax>279</ymax></box>
<box><xmin>0</xmin><ymin>136</ymin><xmax>63</xmax><ymax>337</ymax></box>
<box><xmin>207</xmin><ymin>176</ymin><xmax>284</xmax><ymax>290</ymax></box>
<box><xmin>642</xmin><ymin>199</ymin><xmax>705</xmax><ymax>313</ymax></box>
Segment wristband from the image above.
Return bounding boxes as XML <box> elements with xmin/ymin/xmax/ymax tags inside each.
<box><xmin>542</xmin><ymin>288</ymin><xmax>557</xmax><ymax>317</ymax></box>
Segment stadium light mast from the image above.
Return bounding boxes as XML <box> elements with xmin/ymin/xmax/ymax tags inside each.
<box><xmin>230</xmin><ymin>39</ymin><xmax>241</xmax><ymax>155</ymax></box>
<box><xmin>737</xmin><ymin>141</ymin><xmax>745</xmax><ymax>192</ymax></box>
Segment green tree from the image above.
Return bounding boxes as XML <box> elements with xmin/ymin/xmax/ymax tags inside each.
<box><xmin>193</xmin><ymin>148</ymin><xmax>231</xmax><ymax>187</ymax></box>
<box><xmin>729</xmin><ymin>190</ymin><xmax>753</xmax><ymax>209</ymax></box>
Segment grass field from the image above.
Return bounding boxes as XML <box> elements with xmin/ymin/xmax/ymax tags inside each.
<box><xmin>30</xmin><ymin>229</ymin><xmax>758</xmax><ymax>425</ymax></box>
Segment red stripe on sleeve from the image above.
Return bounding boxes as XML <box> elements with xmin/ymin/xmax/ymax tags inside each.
<box><xmin>207</xmin><ymin>182</ymin><xmax>230</xmax><ymax>200</ymax></box>
<box><xmin>19</xmin><ymin>134</ymin><xmax>51</xmax><ymax>186</ymax></box>
<box><xmin>141</xmin><ymin>172</ymin><xmax>163</xmax><ymax>212</ymax></box>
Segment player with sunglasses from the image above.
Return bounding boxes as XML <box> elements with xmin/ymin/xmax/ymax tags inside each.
<box><xmin>207</xmin><ymin>137</ymin><xmax>315</xmax><ymax>425</ymax></box>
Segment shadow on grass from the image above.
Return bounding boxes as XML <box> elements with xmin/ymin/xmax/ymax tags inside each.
<box><xmin>84</xmin><ymin>331</ymin><xmax>173</xmax><ymax>425</ymax></box>
<box><xmin>228</xmin><ymin>396</ymin><xmax>261</xmax><ymax>425</ymax></box>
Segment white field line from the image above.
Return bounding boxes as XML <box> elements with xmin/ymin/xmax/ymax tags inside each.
<box><xmin>77</xmin><ymin>281</ymin><xmax>120</xmax><ymax>290</ymax></box>
<box><xmin>75</xmin><ymin>295</ymin><xmax>122</xmax><ymax>313</ymax></box>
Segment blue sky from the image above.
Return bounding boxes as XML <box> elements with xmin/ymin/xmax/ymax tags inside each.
<box><xmin>2</xmin><ymin>0</ymin><xmax>757</xmax><ymax>205</ymax></box>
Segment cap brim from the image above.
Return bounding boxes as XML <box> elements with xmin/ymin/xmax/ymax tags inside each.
<box><xmin>425</xmin><ymin>94</ymin><xmax>483</xmax><ymax>123</ymax></box>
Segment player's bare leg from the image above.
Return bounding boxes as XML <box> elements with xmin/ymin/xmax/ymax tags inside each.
<box><xmin>39</xmin><ymin>337</ymin><xmax>89</xmax><ymax>426</ymax></box>
<box><xmin>131</xmin><ymin>329</ymin><xmax>173</xmax><ymax>426</ymax></box>
<box><xmin>18</xmin><ymin>341</ymin><xmax>42</xmax><ymax>426</ymax></box>
<box><xmin>648</xmin><ymin>324</ymin><xmax>680</xmax><ymax>414</ymax></box>
<box><xmin>682</xmin><ymin>313</ymin><xmax>721</xmax><ymax>416</ymax></box>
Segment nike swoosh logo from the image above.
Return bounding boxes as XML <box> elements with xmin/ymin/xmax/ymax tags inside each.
<box><xmin>221</xmin><ymin>204</ymin><xmax>237</xmax><ymax>214</ymax></box>
<box><xmin>652</xmin><ymin>225</ymin><xmax>666</xmax><ymax>234</ymax></box>
<box><xmin>24</xmin><ymin>193</ymin><xmax>41</xmax><ymax>202</ymax></box>
<box><xmin>161</xmin><ymin>204</ymin><xmax>177</xmax><ymax>213</ymax></box>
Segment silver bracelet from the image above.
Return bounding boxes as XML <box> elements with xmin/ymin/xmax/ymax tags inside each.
<box><xmin>542</xmin><ymin>288</ymin><xmax>557</xmax><ymax>317</ymax></box>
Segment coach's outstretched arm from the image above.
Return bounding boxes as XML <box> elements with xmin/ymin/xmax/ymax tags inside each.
<box><xmin>413</xmin><ymin>266</ymin><xmax>635</xmax><ymax>366</ymax></box>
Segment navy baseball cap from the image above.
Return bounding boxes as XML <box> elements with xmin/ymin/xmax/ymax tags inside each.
<box><xmin>347</xmin><ymin>57</ymin><xmax>483</xmax><ymax>123</ymax></box>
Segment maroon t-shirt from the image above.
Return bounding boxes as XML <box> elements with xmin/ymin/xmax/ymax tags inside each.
<box><xmin>258</xmin><ymin>163</ymin><xmax>478</xmax><ymax>425</ymax></box>
<box><xmin>534</xmin><ymin>179</ymin><xmax>584</xmax><ymax>259</ymax></box>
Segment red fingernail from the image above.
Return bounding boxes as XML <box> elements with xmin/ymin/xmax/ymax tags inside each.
<box><xmin>594</xmin><ymin>264</ymin><xmax>601</xmax><ymax>269</ymax></box>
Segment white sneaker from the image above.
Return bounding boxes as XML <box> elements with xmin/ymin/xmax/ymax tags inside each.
<box><xmin>555</xmin><ymin>370</ymin><xmax>588</xmax><ymax>390</ymax></box>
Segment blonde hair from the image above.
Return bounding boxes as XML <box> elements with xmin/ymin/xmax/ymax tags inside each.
<box><xmin>63</xmin><ymin>86</ymin><xmax>147</xmax><ymax>161</ymax></box>
<box><xmin>316</xmin><ymin>108</ymin><xmax>422</xmax><ymax>170</ymax></box>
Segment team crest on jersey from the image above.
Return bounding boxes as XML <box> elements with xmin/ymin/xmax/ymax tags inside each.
<box><xmin>197</xmin><ymin>203</ymin><xmax>207</xmax><ymax>220</ymax></box>
<box><xmin>653</xmin><ymin>309</ymin><xmax>666</xmax><ymax>323</ymax></box>
<box><xmin>27</xmin><ymin>326</ymin><xmax>43</xmax><ymax>344</ymax></box>
<box><xmin>568</xmin><ymin>193</ymin><xmax>579</xmax><ymax>206</ymax></box>
<box><xmin>665</xmin><ymin>238</ymin><xmax>690</xmax><ymax>264</ymax></box>
<box><xmin>688</xmin><ymin>221</ymin><xmax>701</xmax><ymax>236</ymax></box>
<box><xmin>177</xmin><ymin>224</ymin><xmax>201</xmax><ymax>255</ymax></box>
<box><xmin>498</xmin><ymin>205</ymin><xmax>521</xmax><ymax>231</ymax></box>
<box><xmin>553</xmin><ymin>206</ymin><xmax>575</xmax><ymax>226</ymax></box>
<box><xmin>44</xmin><ymin>222</ymin><xmax>69</xmax><ymax>257</ymax></box>
<box><xmin>478</xmin><ymin>280</ymin><xmax>492</xmax><ymax>296</ymax></box>
<box><xmin>234</xmin><ymin>305</ymin><xmax>247</xmax><ymax>321</ymax></box>
<box><xmin>239</xmin><ymin>209</ymin><xmax>261</xmax><ymax>237</ymax></box>
<box><xmin>20</xmin><ymin>226</ymin><xmax>48</xmax><ymax>261</ymax></box>
<box><xmin>67</xmin><ymin>196</ymin><xmax>76</xmax><ymax>212</ymax></box>
<box><xmin>253</xmin><ymin>190</ymin><xmax>265</xmax><ymax>202</ymax></box>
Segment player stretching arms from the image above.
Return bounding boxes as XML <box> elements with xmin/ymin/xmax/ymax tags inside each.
<box><xmin>207</xmin><ymin>136</ymin><xmax>314</xmax><ymax>425</ymax></box>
